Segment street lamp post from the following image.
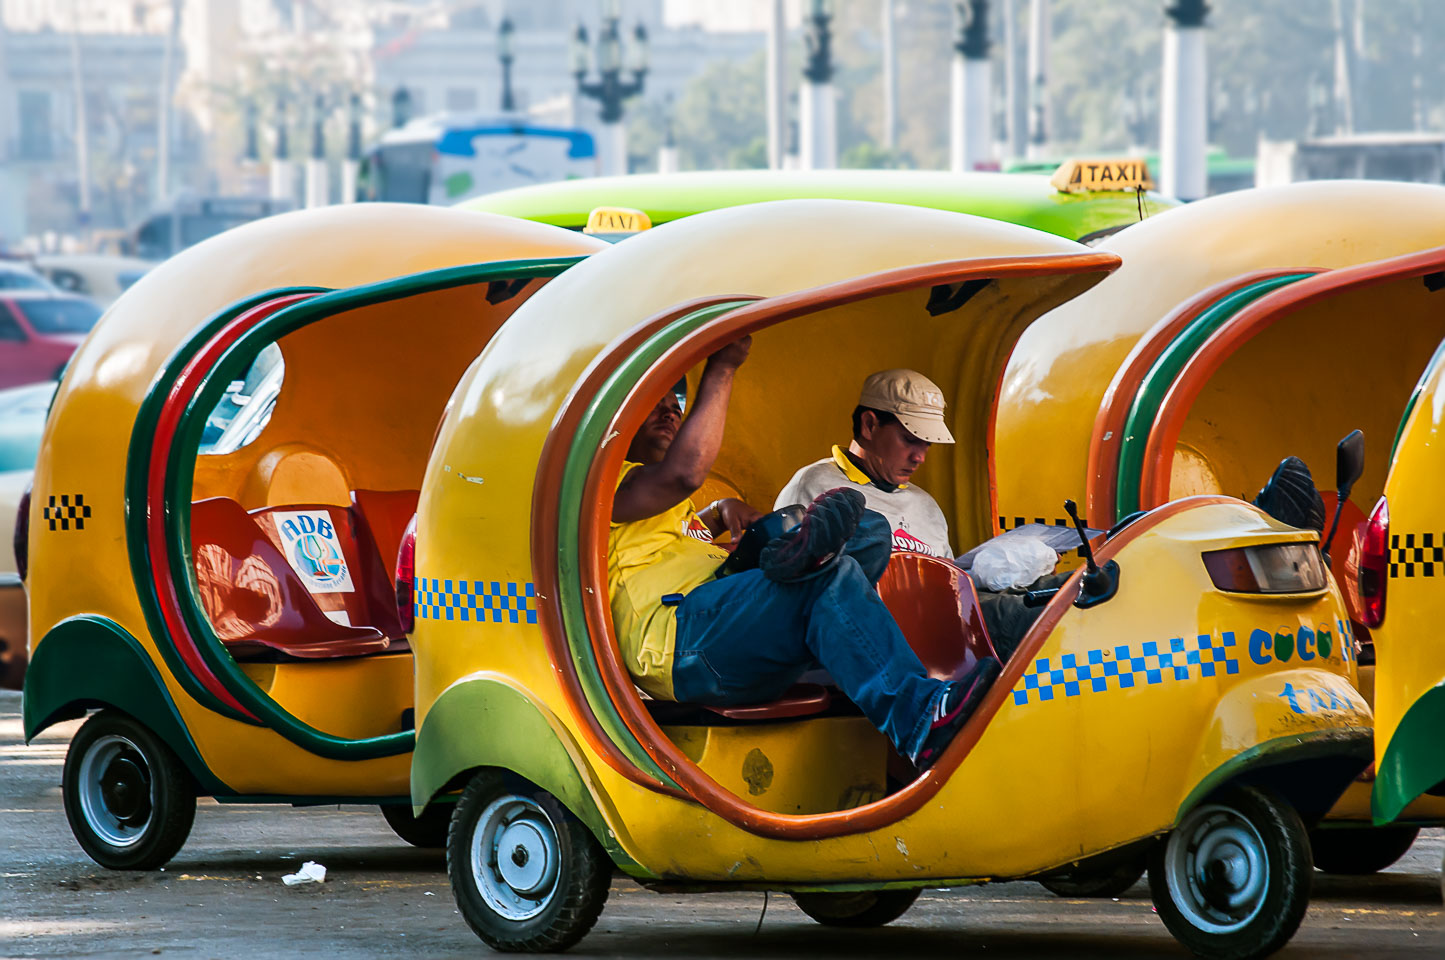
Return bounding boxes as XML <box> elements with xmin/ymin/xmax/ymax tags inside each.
<box><xmin>498</xmin><ymin>16</ymin><xmax>516</xmax><ymax>113</ymax></box>
<box><xmin>950</xmin><ymin>0</ymin><xmax>992</xmax><ymax>172</ymax></box>
<box><xmin>342</xmin><ymin>92</ymin><xmax>362</xmax><ymax>204</ymax></box>
<box><xmin>572</xmin><ymin>1</ymin><xmax>648</xmax><ymax>177</ymax></box>
<box><xmin>392</xmin><ymin>86</ymin><xmax>412</xmax><ymax>129</ymax></box>
<box><xmin>1026</xmin><ymin>0</ymin><xmax>1051</xmax><ymax>160</ymax></box>
<box><xmin>800</xmin><ymin>0</ymin><xmax>836</xmax><ymax>170</ymax></box>
<box><xmin>270</xmin><ymin>92</ymin><xmax>294</xmax><ymax>204</ymax></box>
<box><xmin>1160</xmin><ymin>0</ymin><xmax>1209</xmax><ymax>201</ymax></box>
<box><xmin>305</xmin><ymin>93</ymin><xmax>329</xmax><ymax>208</ymax></box>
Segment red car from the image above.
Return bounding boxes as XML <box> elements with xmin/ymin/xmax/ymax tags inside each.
<box><xmin>0</xmin><ymin>290</ymin><xmax>103</xmax><ymax>389</ymax></box>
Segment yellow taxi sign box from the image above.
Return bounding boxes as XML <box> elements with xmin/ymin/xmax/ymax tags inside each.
<box><xmin>1050</xmin><ymin>157</ymin><xmax>1155</xmax><ymax>194</ymax></box>
<box><xmin>584</xmin><ymin>206</ymin><xmax>653</xmax><ymax>235</ymax></box>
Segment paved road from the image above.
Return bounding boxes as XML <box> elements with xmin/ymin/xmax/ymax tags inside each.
<box><xmin>2</xmin><ymin>690</ymin><xmax>1441</xmax><ymax>959</ymax></box>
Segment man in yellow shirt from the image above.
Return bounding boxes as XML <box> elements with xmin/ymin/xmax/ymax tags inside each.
<box><xmin>609</xmin><ymin>337</ymin><xmax>999</xmax><ymax>770</ymax></box>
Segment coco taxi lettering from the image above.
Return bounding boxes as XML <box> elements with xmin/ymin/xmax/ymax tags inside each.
<box><xmin>1246</xmin><ymin>618</ymin><xmax>1355</xmax><ymax>667</ymax></box>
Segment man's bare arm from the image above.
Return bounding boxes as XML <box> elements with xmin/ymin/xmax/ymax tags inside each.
<box><xmin>613</xmin><ymin>337</ymin><xmax>750</xmax><ymax>523</ymax></box>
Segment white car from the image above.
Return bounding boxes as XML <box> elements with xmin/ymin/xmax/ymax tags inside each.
<box><xmin>32</xmin><ymin>254</ymin><xmax>154</xmax><ymax>307</ymax></box>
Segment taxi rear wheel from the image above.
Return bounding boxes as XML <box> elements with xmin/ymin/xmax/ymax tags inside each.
<box><xmin>1149</xmin><ymin>786</ymin><xmax>1310</xmax><ymax>960</ymax></box>
<box><xmin>790</xmin><ymin>888</ymin><xmax>920</xmax><ymax>927</ymax></box>
<box><xmin>62</xmin><ymin>710</ymin><xmax>196</xmax><ymax>870</ymax></box>
<box><xmin>380</xmin><ymin>802</ymin><xmax>452</xmax><ymax>848</ymax></box>
<box><xmin>1309</xmin><ymin>825</ymin><xmax>1419</xmax><ymax>875</ymax></box>
<box><xmin>447</xmin><ymin>770</ymin><xmax>611</xmax><ymax>953</ymax></box>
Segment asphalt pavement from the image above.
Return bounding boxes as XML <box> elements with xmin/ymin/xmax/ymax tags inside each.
<box><xmin>2</xmin><ymin>689</ymin><xmax>1441</xmax><ymax>959</ymax></box>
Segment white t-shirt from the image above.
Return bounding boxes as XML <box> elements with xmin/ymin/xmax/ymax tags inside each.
<box><xmin>774</xmin><ymin>446</ymin><xmax>953</xmax><ymax>558</ymax></box>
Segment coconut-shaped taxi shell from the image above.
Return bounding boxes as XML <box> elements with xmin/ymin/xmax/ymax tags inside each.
<box><xmin>411</xmin><ymin>199</ymin><xmax>1119</xmax><ymax>810</ymax></box>
<box><xmin>995</xmin><ymin>180</ymin><xmax>1445</xmax><ymax>533</ymax></box>
<box><xmin>27</xmin><ymin>204</ymin><xmax>604</xmax><ymax>689</ymax></box>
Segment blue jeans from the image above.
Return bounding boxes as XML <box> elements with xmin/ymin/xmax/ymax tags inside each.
<box><xmin>670</xmin><ymin>511</ymin><xmax>946</xmax><ymax>758</ymax></box>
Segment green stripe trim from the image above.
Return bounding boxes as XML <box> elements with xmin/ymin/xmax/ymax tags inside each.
<box><xmin>1372</xmin><ymin>683</ymin><xmax>1445</xmax><ymax>825</ymax></box>
<box><xmin>1115</xmin><ymin>273</ymin><xmax>1314</xmax><ymax>518</ymax></box>
<box><xmin>1389</xmin><ymin>335</ymin><xmax>1445</xmax><ymax>463</ymax></box>
<box><xmin>555</xmin><ymin>300</ymin><xmax>755</xmax><ymax>791</ymax></box>
<box><xmin>127</xmin><ymin>258</ymin><xmax>586</xmax><ymax>761</ymax></box>
<box><xmin>126</xmin><ymin>287</ymin><xmax>327</xmax><ymax>723</ymax></box>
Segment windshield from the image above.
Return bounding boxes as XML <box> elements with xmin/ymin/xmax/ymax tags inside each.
<box><xmin>0</xmin><ymin>268</ymin><xmax>51</xmax><ymax>291</ymax></box>
<box><xmin>14</xmin><ymin>298</ymin><xmax>102</xmax><ymax>335</ymax></box>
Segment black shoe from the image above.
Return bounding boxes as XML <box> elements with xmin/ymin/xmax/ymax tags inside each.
<box><xmin>759</xmin><ymin>487</ymin><xmax>865</xmax><ymax>582</ymax></box>
<box><xmin>910</xmin><ymin>657</ymin><xmax>1001</xmax><ymax>771</ymax></box>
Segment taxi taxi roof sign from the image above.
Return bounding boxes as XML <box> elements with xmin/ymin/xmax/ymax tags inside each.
<box><xmin>584</xmin><ymin>206</ymin><xmax>652</xmax><ymax>234</ymax></box>
<box><xmin>1050</xmin><ymin>157</ymin><xmax>1155</xmax><ymax>194</ymax></box>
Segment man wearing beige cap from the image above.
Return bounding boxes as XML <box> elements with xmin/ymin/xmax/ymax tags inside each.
<box><xmin>775</xmin><ymin>369</ymin><xmax>954</xmax><ymax>558</ymax></box>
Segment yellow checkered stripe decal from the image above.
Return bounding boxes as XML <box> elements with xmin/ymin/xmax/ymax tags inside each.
<box><xmin>1012</xmin><ymin>634</ymin><xmax>1239</xmax><ymax>706</ymax></box>
<box><xmin>414</xmin><ymin>578</ymin><xmax>537</xmax><ymax>624</ymax></box>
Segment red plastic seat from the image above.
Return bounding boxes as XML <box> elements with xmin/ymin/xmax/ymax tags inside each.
<box><xmin>704</xmin><ymin>683</ymin><xmax>833</xmax><ymax>721</ymax></box>
<box><xmin>351</xmin><ymin>489</ymin><xmax>419</xmax><ymax>575</ymax></box>
<box><xmin>877</xmin><ymin>552</ymin><xmax>999</xmax><ymax>681</ymax></box>
<box><xmin>190</xmin><ymin>497</ymin><xmax>391</xmax><ymax>660</ymax></box>
<box><xmin>249</xmin><ymin>502</ymin><xmax>405</xmax><ymax>640</ymax></box>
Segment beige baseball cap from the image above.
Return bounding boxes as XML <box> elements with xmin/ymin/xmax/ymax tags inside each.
<box><xmin>857</xmin><ymin>369</ymin><xmax>955</xmax><ymax>444</ymax></box>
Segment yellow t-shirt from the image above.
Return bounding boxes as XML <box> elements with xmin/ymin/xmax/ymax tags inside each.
<box><xmin>608</xmin><ymin>461</ymin><xmax>729</xmax><ymax>700</ymax></box>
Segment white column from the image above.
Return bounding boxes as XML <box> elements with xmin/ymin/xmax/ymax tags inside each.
<box><xmin>340</xmin><ymin>159</ymin><xmax>359</xmax><ymax>204</ymax></box>
<box><xmin>799</xmin><ymin>82</ymin><xmax>836</xmax><ymax>171</ymax></box>
<box><xmin>1002</xmin><ymin>0</ymin><xmax>1021</xmax><ymax>159</ymax></box>
<box><xmin>1025</xmin><ymin>0</ymin><xmax>1050</xmax><ymax>160</ymax></box>
<box><xmin>1160</xmin><ymin>23</ymin><xmax>1207</xmax><ymax>201</ymax></box>
<box><xmin>766</xmin><ymin>0</ymin><xmax>786</xmax><ymax>169</ymax></box>
<box><xmin>951</xmin><ymin>55</ymin><xmax>992</xmax><ymax>172</ymax></box>
<box><xmin>881</xmin><ymin>0</ymin><xmax>897</xmax><ymax>151</ymax></box>
<box><xmin>304</xmin><ymin>158</ymin><xmax>329</xmax><ymax>208</ymax></box>
<box><xmin>599</xmin><ymin>122</ymin><xmax>628</xmax><ymax>177</ymax></box>
<box><xmin>269</xmin><ymin>159</ymin><xmax>293</xmax><ymax>204</ymax></box>
<box><xmin>657</xmin><ymin>143</ymin><xmax>679</xmax><ymax>174</ymax></box>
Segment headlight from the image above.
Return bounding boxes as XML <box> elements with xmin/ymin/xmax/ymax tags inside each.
<box><xmin>1202</xmin><ymin>543</ymin><xmax>1327</xmax><ymax>594</ymax></box>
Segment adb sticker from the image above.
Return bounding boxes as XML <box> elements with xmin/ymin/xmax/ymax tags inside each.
<box><xmin>272</xmin><ymin>510</ymin><xmax>354</xmax><ymax>594</ymax></box>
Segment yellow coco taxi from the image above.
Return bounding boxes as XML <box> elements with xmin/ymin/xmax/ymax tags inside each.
<box><xmin>19</xmin><ymin>202</ymin><xmax>605</xmax><ymax>869</ymax></box>
<box><xmin>993</xmin><ymin>180</ymin><xmax>1445</xmax><ymax>872</ymax></box>
<box><xmin>410</xmin><ymin>199</ymin><xmax>1371</xmax><ymax>959</ymax></box>
<box><xmin>1360</xmin><ymin>330</ymin><xmax>1445</xmax><ymax>893</ymax></box>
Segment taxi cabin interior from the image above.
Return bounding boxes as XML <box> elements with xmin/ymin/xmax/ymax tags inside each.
<box><xmin>184</xmin><ymin>277</ymin><xmax>546</xmax><ymax>737</ymax></box>
<box><xmin>1142</xmin><ymin>266</ymin><xmax>1445</xmax><ymax>587</ymax></box>
<box><xmin>586</xmin><ymin>267</ymin><xmax>1107</xmax><ymax>815</ymax></box>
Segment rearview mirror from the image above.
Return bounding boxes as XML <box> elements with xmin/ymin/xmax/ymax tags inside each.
<box><xmin>1322</xmin><ymin>429</ymin><xmax>1365</xmax><ymax>561</ymax></box>
<box><xmin>1336</xmin><ymin>429</ymin><xmax>1364</xmax><ymax>496</ymax></box>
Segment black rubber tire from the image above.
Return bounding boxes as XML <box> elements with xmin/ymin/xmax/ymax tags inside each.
<box><xmin>1149</xmin><ymin>786</ymin><xmax>1311</xmax><ymax>960</ymax></box>
<box><xmin>380</xmin><ymin>802</ymin><xmax>452</xmax><ymax>848</ymax></box>
<box><xmin>447</xmin><ymin>771</ymin><xmax>611</xmax><ymax>953</ymax></box>
<box><xmin>791</xmin><ymin>888</ymin><xmax>921</xmax><ymax>927</ymax></box>
<box><xmin>1039</xmin><ymin>857</ymin><xmax>1147</xmax><ymax>898</ymax></box>
<box><xmin>61</xmin><ymin>710</ymin><xmax>196</xmax><ymax>870</ymax></box>
<box><xmin>1309</xmin><ymin>826</ymin><xmax>1419</xmax><ymax>875</ymax></box>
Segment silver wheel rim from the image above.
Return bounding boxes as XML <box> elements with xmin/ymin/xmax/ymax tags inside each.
<box><xmin>1164</xmin><ymin>802</ymin><xmax>1269</xmax><ymax>934</ymax></box>
<box><xmin>469</xmin><ymin>795</ymin><xmax>562</xmax><ymax>922</ymax></box>
<box><xmin>76</xmin><ymin>734</ymin><xmax>154</xmax><ymax>848</ymax></box>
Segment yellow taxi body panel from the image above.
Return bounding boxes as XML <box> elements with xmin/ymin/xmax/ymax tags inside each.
<box><xmin>27</xmin><ymin>203</ymin><xmax>605</xmax><ymax>797</ymax></box>
<box><xmin>1369</xmin><ymin>349</ymin><xmax>1445</xmax><ymax>821</ymax></box>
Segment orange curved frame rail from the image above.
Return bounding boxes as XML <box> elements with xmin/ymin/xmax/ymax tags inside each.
<box><xmin>549</xmin><ymin>253</ymin><xmax>1179</xmax><ymax>841</ymax></box>
<box><xmin>1138</xmin><ymin>244</ymin><xmax>1445</xmax><ymax>511</ymax></box>
<box><xmin>1085</xmin><ymin>269</ymin><xmax>1315</xmax><ymax>528</ymax></box>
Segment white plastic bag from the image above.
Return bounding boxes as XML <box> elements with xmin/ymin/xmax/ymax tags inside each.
<box><xmin>971</xmin><ymin>537</ymin><xmax>1058</xmax><ymax>592</ymax></box>
<box><xmin>282</xmin><ymin>861</ymin><xmax>327</xmax><ymax>885</ymax></box>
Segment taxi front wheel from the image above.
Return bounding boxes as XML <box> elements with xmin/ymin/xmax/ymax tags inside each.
<box><xmin>1149</xmin><ymin>786</ymin><xmax>1310</xmax><ymax>960</ymax></box>
<box><xmin>447</xmin><ymin>770</ymin><xmax>611</xmax><ymax>953</ymax></box>
<box><xmin>791</xmin><ymin>888</ymin><xmax>920</xmax><ymax>927</ymax></box>
<box><xmin>61</xmin><ymin>710</ymin><xmax>196</xmax><ymax>870</ymax></box>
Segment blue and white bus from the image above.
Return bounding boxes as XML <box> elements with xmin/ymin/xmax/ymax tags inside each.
<box><xmin>358</xmin><ymin>114</ymin><xmax>598</xmax><ymax>205</ymax></box>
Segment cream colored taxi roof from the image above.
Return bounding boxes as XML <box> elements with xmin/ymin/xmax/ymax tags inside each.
<box><xmin>40</xmin><ymin>203</ymin><xmax>604</xmax><ymax>496</ymax></box>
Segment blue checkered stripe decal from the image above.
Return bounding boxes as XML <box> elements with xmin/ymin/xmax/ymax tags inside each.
<box><xmin>414</xmin><ymin>578</ymin><xmax>538</xmax><ymax>624</ymax></box>
<box><xmin>1012</xmin><ymin>633</ymin><xmax>1240</xmax><ymax>706</ymax></box>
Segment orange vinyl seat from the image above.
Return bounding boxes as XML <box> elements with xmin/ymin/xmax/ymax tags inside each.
<box><xmin>877</xmin><ymin>551</ymin><xmax>999</xmax><ymax>681</ymax></box>
<box><xmin>703</xmin><ymin>683</ymin><xmax>833</xmax><ymax>721</ymax></box>
<box><xmin>350</xmin><ymin>488</ymin><xmax>420</xmax><ymax>576</ymax></box>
